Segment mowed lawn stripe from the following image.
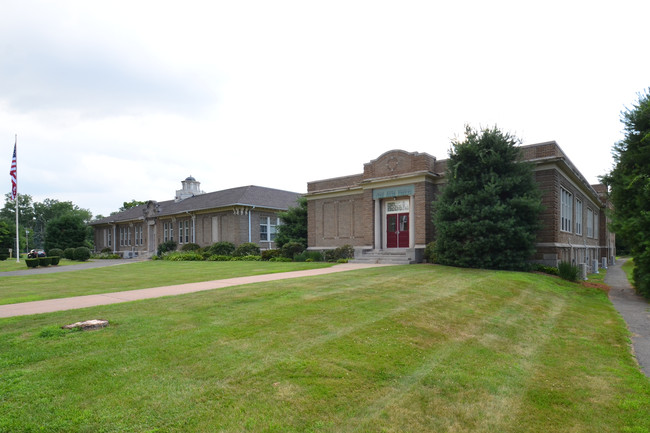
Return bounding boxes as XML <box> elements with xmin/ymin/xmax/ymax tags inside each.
<box><xmin>0</xmin><ymin>265</ymin><xmax>648</xmax><ymax>432</ymax></box>
<box><xmin>0</xmin><ymin>260</ymin><xmax>334</xmax><ymax>305</ymax></box>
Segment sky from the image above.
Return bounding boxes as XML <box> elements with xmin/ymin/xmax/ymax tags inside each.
<box><xmin>0</xmin><ymin>0</ymin><xmax>648</xmax><ymax>218</ymax></box>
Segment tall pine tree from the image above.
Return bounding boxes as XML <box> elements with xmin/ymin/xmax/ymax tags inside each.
<box><xmin>602</xmin><ymin>89</ymin><xmax>650</xmax><ymax>298</ymax></box>
<box><xmin>433</xmin><ymin>126</ymin><xmax>543</xmax><ymax>270</ymax></box>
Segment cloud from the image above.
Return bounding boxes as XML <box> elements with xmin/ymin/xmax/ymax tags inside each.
<box><xmin>0</xmin><ymin>2</ymin><xmax>216</xmax><ymax>118</ymax></box>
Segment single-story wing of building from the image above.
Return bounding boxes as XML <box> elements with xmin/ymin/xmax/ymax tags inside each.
<box><xmin>90</xmin><ymin>176</ymin><xmax>301</xmax><ymax>258</ymax></box>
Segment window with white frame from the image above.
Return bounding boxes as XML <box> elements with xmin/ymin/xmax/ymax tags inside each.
<box><xmin>560</xmin><ymin>188</ymin><xmax>573</xmax><ymax>232</ymax></box>
<box><xmin>260</xmin><ymin>216</ymin><xmax>279</xmax><ymax>242</ymax></box>
<box><xmin>184</xmin><ymin>220</ymin><xmax>190</xmax><ymax>243</ymax></box>
<box><xmin>587</xmin><ymin>208</ymin><xmax>594</xmax><ymax>238</ymax></box>
<box><xmin>134</xmin><ymin>225</ymin><xmax>142</xmax><ymax>246</ymax></box>
<box><xmin>107</xmin><ymin>228</ymin><xmax>112</xmax><ymax>247</ymax></box>
<box><xmin>178</xmin><ymin>221</ymin><xmax>184</xmax><ymax>244</ymax></box>
<box><xmin>119</xmin><ymin>226</ymin><xmax>124</xmax><ymax>246</ymax></box>
<box><xmin>163</xmin><ymin>222</ymin><xmax>173</xmax><ymax>242</ymax></box>
<box><xmin>575</xmin><ymin>199</ymin><xmax>583</xmax><ymax>235</ymax></box>
<box><xmin>127</xmin><ymin>226</ymin><xmax>132</xmax><ymax>246</ymax></box>
<box><xmin>594</xmin><ymin>212</ymin><xmax>599</xmax><ymax>239</ymax></box>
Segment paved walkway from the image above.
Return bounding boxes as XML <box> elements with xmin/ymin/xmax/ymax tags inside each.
<box><xmin>0</xmin><ymin>263</ymin><xmax>391</xmax><ymax>318</ymax></box>
<box><xmin>605</xmin><ymin>258</ymin><xmax>650</xmax><ymax>377</ymax></box>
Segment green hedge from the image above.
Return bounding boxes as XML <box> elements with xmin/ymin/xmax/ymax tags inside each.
<box><xmin>38</xmin><ymin>257</ymin><xmax>52</xmax><ymax>267</ymax></box>
<box><xmin>50</xmin><ymin>256</ymin><xmax>60</xmax><ymax>266</ymax></box>
<box><xmin>26</xmin><ymin>258</ymin><xmax>39</xmax><ymax>268</ymax></box>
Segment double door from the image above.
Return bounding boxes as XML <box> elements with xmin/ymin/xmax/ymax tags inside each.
<box><xmin>386</xmin><ymin>212</ymin><xmax>409</xmax><ymax>248</ymax></box>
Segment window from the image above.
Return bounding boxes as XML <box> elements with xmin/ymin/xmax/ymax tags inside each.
<box><xmin>560</xmin><ymin>188</ymin><xmax>573</xmax><ymax>232</ymax></box>
<box><xmin>575</xmin><ymin>199</ymin><xmax>582</xmax><ymax>235</ymax></box>
<box><xmin>163</xmin><ymin>222</ymin><xmax>174</xmax><ymax>242</ymax></box>
<box><xmin>134</xmin><ymin>225</ymin><xmax>143</xmax><ymax>246</ymax></box>
<box><xmin>178</xmin><ymin>222</ymin><xmax>184</xmax><ymax>244</ymax></box>
<box><xmin>127</xmin><ymin>227</ymin><xmax>132</xmax><ymax>246</ymax></box>
<box><xmin>119</xmin><ymin>226</ymin><xmax>124</xmax><ymax>246</ymax></box>
<box><xmin>594</xmin><ymin>212</ymin><xmax>599</xmax><ymax>240</ymax></box>
<box><xmin>260</xmin><ymin>217</ymin><xmax>279</xmax><ymax>242</ymax></box>
<box><xmin>185</xmin><ymin>220</ymin><xmax>190</xmax><ymax>243</ymax></box>
<box><xmin>107</xmin><ymin>228</ymin><xmax>112</xmax><ymax>247</ymax></box>
<box><xmin>587</xmin><ymin>208</ymin><xmax>594</xmax><ymax>238</ymax></box>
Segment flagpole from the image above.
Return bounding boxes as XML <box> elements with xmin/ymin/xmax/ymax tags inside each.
<box><xmin>13</xmin><ymin>135</ymin><xmax>19</xmax><ymax>262</ymax></box>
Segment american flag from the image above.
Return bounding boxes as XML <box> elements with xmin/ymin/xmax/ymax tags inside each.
<box><xmin>9</xmin><ymin>140</ymin><xmax>16</xmax><ymax>201</ymax></box>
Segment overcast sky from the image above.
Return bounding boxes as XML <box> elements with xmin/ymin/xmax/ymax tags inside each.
<box><xmin>1</xmin><ymin>0</ymin><xmax>648</xmax><ymax>218</ymax></box>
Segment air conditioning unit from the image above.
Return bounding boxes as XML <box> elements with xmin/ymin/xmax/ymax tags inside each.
<box><xmin>123</xmin><ymin>251</ymin><xmax>134</xmax><ymax>259</ymax></box>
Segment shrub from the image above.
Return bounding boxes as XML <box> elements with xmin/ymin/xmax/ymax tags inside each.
<box><xmin>92</xmin><ymin>252</ymin><xmax>120</xmax><ymax>259</ymax></box>
<box><xmin>64</xmin><ymin>248</ymin><xmax>75</xmax><ymax>260</ymax></box>
<box><xmin>261</xmin><ymin>249</ymin><xmax>281</xmax><ymax>261</ymax></box>
<box><xmin>73</xmin><ymin>247</ymin><xmax>91</xmax><ymax>262</ymax></box>
<box><xmin>38</xmin><ymin>257</ymin><xmax>52</xmax><ymax>267</ymax></box>
<box><xmin>269</xmin><ymin>257</ymin><xmax>293</xmax><ymax>262</ymax></box>
<box><xmin>337</xmin><ymin>258</ymin><xmax>349</xmax><ymax>263</ymax></box>
<box><xmin>48</xmin><ymin>248</ymin><xmax>64</xmax><ymax>258</ymax></box>
<box><xmin>233</xmin><ymin>242</ymin><xmax>260</xmax><ymax>257</ymax></box>
<box><xmin>26</xmin><ymin>258</ymin><xmax>39</xmax><ymax>268</ymax></box>
<box><xmin>157</xmin><ymin>240</ymin><xmax>178</xmax><ymax>257</ymax></box>
<box><xmin>324</xmin><ymin>245</ymin><xmax>355</xmax><ymax>262</ymax></box>
<box><xmin>558</xmin><ymin>261</ymin><xmax>580</xmax><ymax>282</ymax></box>
<box><xmin>280</xmin><ymin>241</ymin><xmax>305</xmax><ymax>259</ymax></box>
<box><xmin>206</xmin><ymin>242</ymin><xmax>236</xmax><ymax>256</ymax></box>
<box><xmin>424</xmin><ymin>241</ymin><xmax>436</xmax><ymax>263</ymax></box>
<box><xmin>181</xmin><ymin>243</ymin><xmax>201</xmax><ymax>252</ymax></box>
<box><xmin>532</xmin><ymin>264</ymin><xmax>559</xmax><ymax>276</ymax></box>
<box><xmin>230</xmin><ymin>255</ymin><xmax>261</xmax><ymax>261</ymax></box>
<box><xmin>50</xmin><ymin>256</ymin><xmax>61</xmax><ymax>265</ymax></box>
<box><xmin>206</xmin><ymin>255</ymin><xmax>233</xmax><ymax>261</ymax></box>
<box><xmin>294</xmin><ymin>251</ymin><xmax>323</xmax><ymax>262</ymax></box>
<box><xmin>163</xmin><ymin>252</ymin><xmax>204</xmax><ymax>261</ymax></box>
<box><xmin>0</xmin><ymin>253</ymin><xmax>8</xmax><ymax>261</ymax></box>
<box><xmin>100</xmin><ymin>247</ymin><xmax>112</xmax><ymax>254</ymax></box>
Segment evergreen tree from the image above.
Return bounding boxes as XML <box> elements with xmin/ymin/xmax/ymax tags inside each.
<box><xmin>602</xmin><ymin>89</ymin><xmax>650</xmax><ymax>298</ymax></box>
<box><xmin>433</xmin><ymin>126</ymin><xmax>543</xmax><ymax>270</ymax></box>
<box><xmin>275</xmin><ymin>197</ymin><xmax>308</xmax><ymax>249</ymax></box>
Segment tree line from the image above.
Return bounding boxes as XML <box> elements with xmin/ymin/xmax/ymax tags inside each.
<box><xmin>0</xmin><ymin>194</ymin><xmax>93</xmax><ymax>256</ymax></box>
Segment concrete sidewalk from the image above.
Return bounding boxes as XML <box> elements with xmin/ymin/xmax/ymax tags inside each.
<box><xmin>0</xmin><ymin>263</ymin><xmax>392</xmax><ymax>318</ymax></box>
<box><xmin>605</xmin><ymin>258</ymin><xmax>650</xmax><ymax>377</ymax></box>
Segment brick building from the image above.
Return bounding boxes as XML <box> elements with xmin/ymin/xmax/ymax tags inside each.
<box><xmin>90</xmin><ymin>176</ymin><xmax>301</xmax><ymax>258</ymax></box>
<box><xmin>306</xmin><ymin>141</ymin><xmax>614</xmax><ymax>266</ymax></box>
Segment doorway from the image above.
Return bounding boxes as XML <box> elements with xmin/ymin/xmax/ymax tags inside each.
<box><xmin>386</xmin><ymin>213</ymin><xmax>409</xmax><ymax>248</ymax></box>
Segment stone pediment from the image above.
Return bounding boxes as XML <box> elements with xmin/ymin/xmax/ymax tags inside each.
<box><xmin>363</xmin><ymin>150</ymin><xmax>436</xmax><ymax>179</ymax></box>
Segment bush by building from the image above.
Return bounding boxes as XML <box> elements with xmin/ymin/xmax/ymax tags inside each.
<box><xmin>73</xmin><ymin>247</ymin><xmax>91</xmax><ymax>262</ymax></box>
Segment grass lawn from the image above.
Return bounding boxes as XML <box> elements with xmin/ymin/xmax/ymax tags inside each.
<box><xmin>0</xmin><ymin>261</ymin><xmax>334</xmax><ymax>305</ymax></box>
<box><xmin>1</xmin><ymin>264</ymin><xmax>648</xmax><ymax>432</ymax></box>
<box><xmin>622</xmin><ymin>257</ymin><xmax>635</xmax><ymax>286</ymax></box>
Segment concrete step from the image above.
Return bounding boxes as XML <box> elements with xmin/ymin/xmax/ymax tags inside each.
<box><xmin>351</xmin><ymin>251</ymin><xmax>414</xmax><ymax>265</ymax></box>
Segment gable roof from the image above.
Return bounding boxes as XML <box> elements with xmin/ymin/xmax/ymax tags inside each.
<box><xmin>91</xmin><ymin>185</ymin><xmax>301</xmax><ymax>225</ymax></box>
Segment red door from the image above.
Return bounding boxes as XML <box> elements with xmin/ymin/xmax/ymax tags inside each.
<box><xmin>386</xmin><ymin>213</ymin><xmax>409</xmax><ymax>248</ymax></box>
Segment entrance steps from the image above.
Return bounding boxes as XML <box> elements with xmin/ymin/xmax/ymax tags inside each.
<box><xmin>350</xmin><ymin>248</ymin><xmax>420</xmax><ymax>265</ymax></box>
